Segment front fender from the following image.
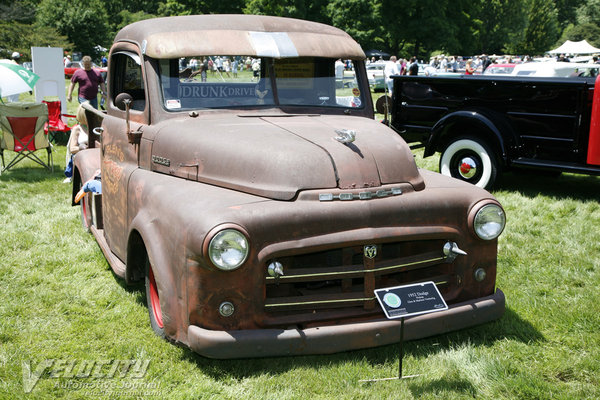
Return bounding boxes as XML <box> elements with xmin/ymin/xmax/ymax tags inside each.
<box><xmin>127</xmin><ymin>209</ymin><xmax>186</xmax><ymax>343</ymax></box>
<box><xmin>71</xmin><ymin>148</ymin><xmax>101</xmax><ymax>206</ymax></box>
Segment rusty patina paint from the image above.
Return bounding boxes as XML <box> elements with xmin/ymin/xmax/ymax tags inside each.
<box><xmin>72</xmin><ymin>15</ymin><xmax>505</xmax><ymax>359</ymax></box>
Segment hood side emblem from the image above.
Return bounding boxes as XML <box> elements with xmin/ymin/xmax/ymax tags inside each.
<box><xmin>334</xmin><ymin>129</ymin><xmax>356</xmax><ymax>144</ymax></box>
<box><xmin>152</xmin><ymin>155</ymin><xmax>171</xmax><ymax>167</ymax></box>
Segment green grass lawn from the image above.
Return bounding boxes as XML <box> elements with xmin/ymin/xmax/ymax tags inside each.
<box><xmin>0</xmin><ymin>90</ymin><xmax>599</xmax><ymax>399</ymax></box>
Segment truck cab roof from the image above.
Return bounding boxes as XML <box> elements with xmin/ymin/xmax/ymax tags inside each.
<box><xmin>115</xmin><ymin>14</ymin><xmax>366</xmax><ymax>60</ymax></box>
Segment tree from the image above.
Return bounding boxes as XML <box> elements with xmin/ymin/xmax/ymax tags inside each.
<box><xmin>115</xmin><ymin>10</ymin><xmax>156</xmax><ymax>33</ymax></box>
<box><xmin>472</xmin><ymin>0</ymin><xmax>528</xmax><ymax>54</ymax></box>
<box><xmin>157</xmin><ymin>0</ymin><xmax>190</xmax><ymax>17</ymax></box>
<box><xmin>177</xmin><ymin>0</ymin><xmax>246</xmax><ymax>14</ymax></box>
<box><xmin>37</xmin><ymin>0</ymin><xmax>110</xmax><ymax>59</ymax></box>
<box><xmin>378</xmin><ymin>0</ymin><xmax>476</xmax><ymax>60</ymax></box>
<box><xmin>576</xmin><ymin>0</ymin><xmax>600</xmax><ymax>25</ymax></box>
<box><xmin>554</xmin><ymin>0</ymin><xmax>584</xmax><ymax>29</ymax></box>
<box><xmin>326</xmin><ymin>0</ymin><xmax>381</xmax><ymax>52</ymax></box>
<box><xmin>511</xmin><ymin>0</ymin><xmax>559</xmax><ymax>55</ymax></box>
<box><xmin>0</xmin><ymin>1</ymin><xmax>37</xmax><ymax>24</ymax></box>
<box><xmin>0</xmin><ymin>21</ymin><xmax>70</xmax><ymax>60</ymax></box>
<box><xmin>244</xmin><ymin>0</ymin><xmax>328</xmax><ymax>22</ymax></box>
<box><xmin>558</xmin><ymin>22</ymin><xmax>600</xmax><ymax>48</ymax></box>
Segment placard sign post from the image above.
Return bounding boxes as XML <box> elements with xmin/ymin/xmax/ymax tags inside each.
<box><xmin>363</xmin><ymin>281</ymin><xmax>448</xmax><ymax>382</ymax></box>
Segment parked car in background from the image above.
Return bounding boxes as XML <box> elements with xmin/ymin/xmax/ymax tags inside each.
<box><xmin>366</xmin><ymin>61</ymin><xmax>385</xmax><ymax>92</ymax></box>
<box><xmin>389</xmin><ymin>73</ymin><xmax>600</xmax><ymax>189</ymax></box>
<box><xmin>64</xmin><ymin>61</ymin><xmax>106</xmax><ymax>78</ymax></box>
<box><xmin>483</xmin><ymin>63</ymin><xmax>516</xmax><ymax>76</ymax></box>
<box><xmin>512</xmin><ymin>61</ymin><xmax>599</xmax><ymax>78</ymax></box>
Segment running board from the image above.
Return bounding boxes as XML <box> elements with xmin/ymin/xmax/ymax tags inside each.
<box><xmin>90</xmin><ymin>225</ymin><xmax>127</xmax><ymax>279</ymax></box>
<box><xmin>511</xmin><ymin>158</ymin><xmax>600</xmax><ymax>175</ymax></box>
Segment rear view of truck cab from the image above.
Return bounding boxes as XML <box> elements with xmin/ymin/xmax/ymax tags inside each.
<box><xmin>72</xmin><ymin>15</ymin><xmax>506</xmax><ymax>359</ymax></box>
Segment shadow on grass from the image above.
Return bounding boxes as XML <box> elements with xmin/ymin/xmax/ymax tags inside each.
<box><xmin>0</xmin><ymin>163</ymin><xmax>64</xmax><ymax>183</ymax></box>
<box><xmin>177</xmin><ymin>306</ymin><xmax>541</xmax><ymax>381</ymax></box>
<box><xmin>494</xmin><ymin>170</ymin><xmax>600</xmax><ymax>201</ymax></box>
<box><xmin>408</xmin><ymin>376</ymin><xmax>476</xmax><ymax>398</ymax></box>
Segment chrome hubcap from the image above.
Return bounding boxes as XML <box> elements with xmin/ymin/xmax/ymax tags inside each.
<box><xmin>458</xmin><ymin>157</ymin><xmax>477</xmax><ymax>179</ymax></box>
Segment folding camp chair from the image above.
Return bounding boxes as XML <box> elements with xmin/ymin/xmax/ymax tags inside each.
<box><xmin>0</xmin><ymin>102</ymin><xmax>53</xmax><ymax>174</ymax></box>
<box><xmin>43</xmin><ymin>100</ymin><xmax>75</xmax><ymax>143</ymax></box>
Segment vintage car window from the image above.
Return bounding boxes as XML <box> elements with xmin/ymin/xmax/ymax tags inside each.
<box><xmin>111</xmin><ymin>52</ymin><xmax>146</xmax><ymax>111</ymax></box>
<box><xmin>158</xmin><ymin>56</ymin><xmax>363</xmax><ymax>111</ymax></box>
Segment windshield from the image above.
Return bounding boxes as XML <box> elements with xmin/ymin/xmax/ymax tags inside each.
<box><xmin>159</xmin><ymin>56</ymin><xmax>364</xmax><ymax>111</ymax></box>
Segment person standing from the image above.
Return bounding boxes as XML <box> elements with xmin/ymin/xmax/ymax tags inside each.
<box><xmin>408</xmin><ymin>57</ymin><xmax>419</xmax><ymax>75</ymax></box>
<box><xmin>384</xmin><ymin>56</ymin><xmax>399</xmax><ymax>93</ymax></box>
<box><xmin>465</xmin><ymin>59</ymin><xmax>475</xmax><ymax>75</ymax></box>
<box><xmin>67</xmin><ymin>56</ymin><xmax>106</xmax><ymax>109</ymax></box>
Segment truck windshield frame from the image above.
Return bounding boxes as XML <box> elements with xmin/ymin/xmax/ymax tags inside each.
<box><xmin>158</xmin><ymin>56</ymin><xmax>365</xmax><ymax>111</ymax></box>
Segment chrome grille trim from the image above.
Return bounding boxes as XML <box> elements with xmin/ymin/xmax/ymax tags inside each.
<box><xmin>265</xmin><ymin>280</ymin><xmax>449</xmax><ymax>309</ymax></box>
<box><xmin>265</xmin><ymin>255</ymin><xmax>446</xmax><ymax>282</ymax></box>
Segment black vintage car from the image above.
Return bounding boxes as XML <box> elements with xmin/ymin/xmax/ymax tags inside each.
<box><xmin>388</xmin><ymin>74</ymin><xmax>600</xmax><ymax>189</ymax></box>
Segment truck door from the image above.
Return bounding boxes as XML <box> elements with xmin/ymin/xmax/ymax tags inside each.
<box><xmin>101</xmin><ymin>48</ymin><xmax>148</xmax><ymax>261</ymax></box>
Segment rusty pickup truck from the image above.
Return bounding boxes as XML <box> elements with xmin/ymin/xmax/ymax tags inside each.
<box><xmin>72</xmin><ymin>15</ymin><xmax>506</xmax><ymax>359</ymax></box>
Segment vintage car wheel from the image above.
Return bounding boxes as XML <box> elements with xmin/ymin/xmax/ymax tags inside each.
<box><xmin>375</xmin><ymin>95</ymin><xmax>392</xmax><ymax>115</ymax></box>
<box><xmin>145</xmin><ymin>259</ymin><xmax>165</xmax><ymax>338</ymax></box>
<box><xmin>439</xmin><ymin>138</ymin><xmax>498</xmax><ymax>190</ymax></box>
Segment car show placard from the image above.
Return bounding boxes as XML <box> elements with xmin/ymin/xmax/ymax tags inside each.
<box><xmin>375</xmin><ymin>281</ymin><xmax>448</xmax><ymax>320</ymax></box>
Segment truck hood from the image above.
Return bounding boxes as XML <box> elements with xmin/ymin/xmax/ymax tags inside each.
<box><xmin>150</xmin><ymin>114</ymin><xmax>424</xmax><ymax>200</ymax></box>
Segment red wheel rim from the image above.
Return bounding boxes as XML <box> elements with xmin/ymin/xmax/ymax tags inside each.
<box><xmin>148</xmin><ymin>265</ymin><xmax>163</xmax><ymax>328</ymax></box>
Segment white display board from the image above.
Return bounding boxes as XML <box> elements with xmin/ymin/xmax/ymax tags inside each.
<box><xmin>31</xmin><ymin>47</ymin><xmax>67</xmax><ymax>116</ymax></box>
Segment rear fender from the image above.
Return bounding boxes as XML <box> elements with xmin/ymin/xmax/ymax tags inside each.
<box><xmin>425</xmin><ymin>110</ymin><xmax>516</xmax><ymax>166</ymax></box>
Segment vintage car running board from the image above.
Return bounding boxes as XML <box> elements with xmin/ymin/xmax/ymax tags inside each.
<box><xmin>90</xmin><ymin>226</ymin><xmax>127</xmax><ymax>279</ymax></box>
<box><xmin>511</xmin><ymin>158</ymin><xmax>600</xmax><ymax>175</ymax></box>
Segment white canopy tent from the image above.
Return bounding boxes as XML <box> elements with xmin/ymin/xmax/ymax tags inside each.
<box><xmin>548</xmin><ymin>40</ymin><xmax>600</xmax><ymax>55</ymax></box>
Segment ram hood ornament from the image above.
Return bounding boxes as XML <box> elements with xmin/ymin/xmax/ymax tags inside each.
<box><xmin>334</xmin><ymin>129</ymin><xmax>356</xmax><ymax>144</ymax></box>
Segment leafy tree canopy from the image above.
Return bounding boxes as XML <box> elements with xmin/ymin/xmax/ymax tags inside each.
<box><xmin>37</xmin><ymin>0</ymin><xmax>109</xmax><ymax>58</ymax></box>
<box><xmin>558</xmin><ymin>22</ymin><xmax>600</xmax><ymax>48</ymax></box>
<box><xmin>4</xmin><ymin>0</ymin><xmax>599</xmax><ymax>63</ymax></box>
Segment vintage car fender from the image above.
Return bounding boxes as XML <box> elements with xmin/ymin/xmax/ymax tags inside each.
<box><xmin>126</xmin><ymin>208</ymin><xmax>186</xmax><ymax>343</ymax></box>
<box><xmin>425</xmin><ymin>109</ymin><xmax>518</xmax><ymax>165</ymax></box>
<box><xmin>122</xmin><ymin>169</ymin><xmax>271</xmax><ymax>345</ymax></box>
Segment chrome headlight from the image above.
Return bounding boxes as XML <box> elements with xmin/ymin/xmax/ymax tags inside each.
<box><xmin>208</xmin><ymin>229</ymin><xmax>249</xmax><ymax>271</ymax></box>
<box><xmin>474</xmin><ymin>204</ymin><xmax>506</xmax><ymax>240</ymax></box>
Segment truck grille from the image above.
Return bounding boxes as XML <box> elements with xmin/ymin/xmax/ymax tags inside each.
<box><xmin>264</xmin><ymin>239</ymin><xmax>458</xmax><ymax>317</ymax></box>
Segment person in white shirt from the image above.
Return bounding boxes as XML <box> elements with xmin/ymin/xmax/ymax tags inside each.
<box><xmin>384</xmin><ymin>56</ymin><xmax>399</xmax><ymax>94</ymax></box>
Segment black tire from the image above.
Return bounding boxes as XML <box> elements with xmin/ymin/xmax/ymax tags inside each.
<box><xmin>145</xmin><ymin>258</ymin><xmax>165</xmax><ymax>338</ymax></box>
<box><xmin>439</xmin><ymin>137</ymin><xmax>498</xmax><ymax>190</ymax></box>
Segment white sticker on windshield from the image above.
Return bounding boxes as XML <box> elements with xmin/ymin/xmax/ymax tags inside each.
<box><xmin>166</xmin><ymin>99</ymin><xmax>181</xmax><ymax>109</ymax></box>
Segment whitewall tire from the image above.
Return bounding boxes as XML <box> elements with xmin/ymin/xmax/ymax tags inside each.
<box><xmin>439</xmin><ymin>138</ymin><xmax>498</xmax><ymax>190</ymax></box>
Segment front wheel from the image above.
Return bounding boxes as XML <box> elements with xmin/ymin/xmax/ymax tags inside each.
<box><xmin>439</xmin><ymin>138</ymin><xmax>498</xmax><ymax>190</ymax></box>
<box><xmin>145</xmin><ymin>259</ymin><xmax>165</xmax><ymax>338</ymax></box>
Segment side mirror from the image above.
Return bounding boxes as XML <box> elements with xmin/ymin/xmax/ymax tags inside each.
<box><xmin>115</xmin><ymin>92</ymin><xmax>133</xmax><ymax>111</ymax></box>
<box><xmin>114</xmin><ymin>93</ymin><xmax>141</xmax><ymax>145</ymax></box>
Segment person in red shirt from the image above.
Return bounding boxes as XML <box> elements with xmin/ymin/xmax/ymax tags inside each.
<box><xmin>67</xmin><ymin>56</ymin><xmax>106</xmax><ymax>109</ymax></box>
<box><xmin>465</xmin><ymin>59</ymin><xmax>475</xmax><ymax>75</ymax></box>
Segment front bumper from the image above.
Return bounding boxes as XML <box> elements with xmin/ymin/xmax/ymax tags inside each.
<box><xmin>187</xmin><ymin>289</ymin><xmax>505</xmax><ymax>359</ymax></box>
